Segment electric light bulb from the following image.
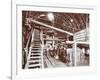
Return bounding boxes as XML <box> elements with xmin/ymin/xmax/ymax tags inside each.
<box><xmin>47</xmin><ymin>13</ymin><xmax>54</xmax><ymax>21</ymax></box>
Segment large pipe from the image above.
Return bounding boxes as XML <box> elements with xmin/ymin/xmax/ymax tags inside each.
<box><xmin>27</xmin><ymin>18</ymin><xmax>73</xmax><ymax>36</ymax></box>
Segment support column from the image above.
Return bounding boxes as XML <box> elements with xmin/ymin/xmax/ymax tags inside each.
<box><xmin>52</xmin><ymin>35</ymin><xmax>55</xmax><ymax>47</ymax></box>
<box><xmin>72</xmin><ymin>42</ymin><xmax>77</xmax><ymax>66</ymax></box>
<box><xmin>40</xmin><ymin>30</ymin><xmax>44</xmax><ymax>68</ymax></box>
<box><xmin>31</xmin><ymin>29</ymin><xmax>34</xmax><ymax>42</ymax></box>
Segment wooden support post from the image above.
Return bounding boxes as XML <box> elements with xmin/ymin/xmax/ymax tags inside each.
<box><xmin>72</xmin><ymin>42</ymin><xmax>77</xmax><ymax>66</ymax></box>
<box><xmin>31</xmin><ymin>29</ymin><xmax>34</xmax><ymax>42</ymax></box>
<box><xmin>74</xmin><ymin>42</ymin><xmax>77</xmax><ymax>66</ymax></box>
<box><xmin>52</xmin><ymin>35</ymin><xmax>55</xmax><ymax>47</ymax></box>
<box><xmin>40</xmin><ymin>30</ymin><xmax>44</xmax><ymax>68</ymax></box>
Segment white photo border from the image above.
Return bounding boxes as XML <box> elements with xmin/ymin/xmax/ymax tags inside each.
<box><xmin>12</xmin><ymin>4</ymin><xmax>97</xmax><ymax>80</ymax></box>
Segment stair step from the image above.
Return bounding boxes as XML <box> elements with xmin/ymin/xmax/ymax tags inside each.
<box><xmin>30</xmin><ymin>53</ymin><xmax>41</xmax><ymax>55</ymax></box>
<box><xmin>32</xmin><ymin>47</ymin><xmax>41</xmax><ymax>49</ymax></box>
<box><xmin>32</xmin><ymin>49</ymin><xmax>41</xmax><ymax>51</ymax></box>
<box><xmin>31</xmin><ymin>53</ymin><xmax>41</xmax><ymax>54</ymax></box>
<box><xmin>33</xmin><ymin>44</ymin><xmax>40</xmax><ymax>45</ymax></box>
<box><xmin>34</xmin><ymin>43</ymin><xmax>40</xmax><ymax>44</ymax></box>
<box><xmin>31</xmin><ymin>49</ymin><xmax>41</xmax><ymax>51</ymax></box>
<box><xmin>33</xmin><ymin>40</ymin><xmax>41</xmax><ymax>43</ymax></box>
<box><xmin>30</xmin><ymin>56</ymin><xmax>41</xmax><ymax>58</ymax></box>
<box><xmin>34</xmin><ymin>42</ymin><xmax>40</xmax><ymax>43</ymax></box>
<box><xmin>32</xmin><ymin>46</ymin><xmax>41</xmax><ymax>48</ymax></box>
<box><xmin>31</xmin><ymin>53</ymin><xmax>41</xmax><ymax>55</ymax></box>
<box><xmin>33</xmin><ymin>44</ymin><xmax>41</xmax><ymax>46</ymax></box>
<box><xmin>29</xmin><ymin>62</ymin><xmax>40</xmax><ymax>65</ymax></box>
<box><xmin>28</xmin><ymin>66</ymin><xmax>41</xmax><ymax>69</ymax></box>
<box><xmin>31</xmin><ymin>50</ymin><xmax>41</xmax><ymax>53</ymax></box>
<box><xmin>28</xmin><ymin>64</ymin><xmax>42</xmax><ymax>67</ymax></box>
<box><xmin>30</xmin><ymin>53</ymin><xmax>41</xmax><ymax>56</ymax></box>
<box><xmin>32</xmin><ymin>41</ymin><xmax>40</xmax><ymax>43</ymax></box>
<box><xmin>32</xmin><ymin>42</ymin><xmax>41</xmax><ymax>45</ymax></box>
<box><xmin>28</xmin><ymin>60</ymin><xmax>41</xmax><ymax>63</ymax></box>
<box><xmin>31</xmin><ymin>52</ymin><xmax>40</xmax><ymax>54</ymax></box>
<box><xmin>30</xmin><ymin>58</ymin><xmax>41</xmax><ymax>60</ymax></box>
<box><xmin>33</xmin><ymin>42</ymin><xmax>41</xmax><ymax>44</ymax></box>
<box><xmin>34</xmin><ymin>35</ymin><xmax>40</xmax><ymax>37</ymax></box>
<box><xmin>30</xmin><ymin>55</ymin><xmax>41</xmax><ymax>57</ymax></box>
<box><xmin>34</xmin><ymin>40</ymin><xmax>40</xmax><ymax>41</ymax></box>
<box><xmin>34</xmin><ymin>41</ymin><xmax>41</xmax><ymax>42</ymax></box>
<box><xmin>33</xmin><ymin>42</ymin><xmax>40</xmax><ymax>43</ymax></box>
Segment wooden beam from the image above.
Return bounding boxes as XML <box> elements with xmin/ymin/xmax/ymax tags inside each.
<box><xmin>27</xmin><ymin>18</ymin><xmax>73</xmax><ymax>36</ymax></box>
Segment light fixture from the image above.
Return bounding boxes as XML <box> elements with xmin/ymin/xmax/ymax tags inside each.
<box><xmin>82</xmin><ymin>48</ymin><xmax>85</xmax><ymax>53</ymax></box>
<box><xmin>37</xmin><ymin>14</ymin><xmax>45</xmax><ymax>18</ymax></box>
<box><xmin>47</xmin><ymin>13</ymin><xmax>54</xmax><ymax>21</ymax></box>
<box><xmin>70</xmin><ymin>19</ymin><xmax>73</xmax><ymax>22</ymax></box>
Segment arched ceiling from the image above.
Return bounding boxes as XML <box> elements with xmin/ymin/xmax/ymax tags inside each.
<box><xmin>22</xmin><ymin>11</ymin><xmax>89</xmax><ymax>33</ymax></box>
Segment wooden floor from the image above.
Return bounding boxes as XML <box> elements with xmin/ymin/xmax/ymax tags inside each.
<box><xmin>43</xmin><ymin>53</ymin><xmax>89</xmax><ymax>68</ymax></box>
<box><xmin>43</xmin><ymin>53</ymin><xmax>71</xmax><ymax>68</ymax></box>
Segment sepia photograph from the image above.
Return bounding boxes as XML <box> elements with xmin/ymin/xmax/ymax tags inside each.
<box><xmin>22</xmin><ymin>11</ymin><xmax>90</xmax><ymax>69</ymax></box>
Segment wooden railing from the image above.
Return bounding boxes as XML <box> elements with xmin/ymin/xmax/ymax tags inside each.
<box><xmin>26</xmin><ymin>30</ymin><xmax>33</xmax><ymax>49</ymax></box>
<box><xmin>24</xmin><ymin>29</ymin><xmax>34</xmax><ymax>68</ymax></box>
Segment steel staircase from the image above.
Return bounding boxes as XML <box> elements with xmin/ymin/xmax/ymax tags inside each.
<box><xmin>26</xmin><ymin>29</ymin><xmax>43</xmax><ymax>69</ymax></box>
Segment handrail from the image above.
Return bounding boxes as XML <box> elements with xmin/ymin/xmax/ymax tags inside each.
<box><xmin>25</xmin><ymin>28</ymin><xmax>34</xmax><ymax>69</ymax></box>
<box><xmin>25</xmin><ymin>29</ymin><xmax>33</xmax><ymax>50</ymax></box>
